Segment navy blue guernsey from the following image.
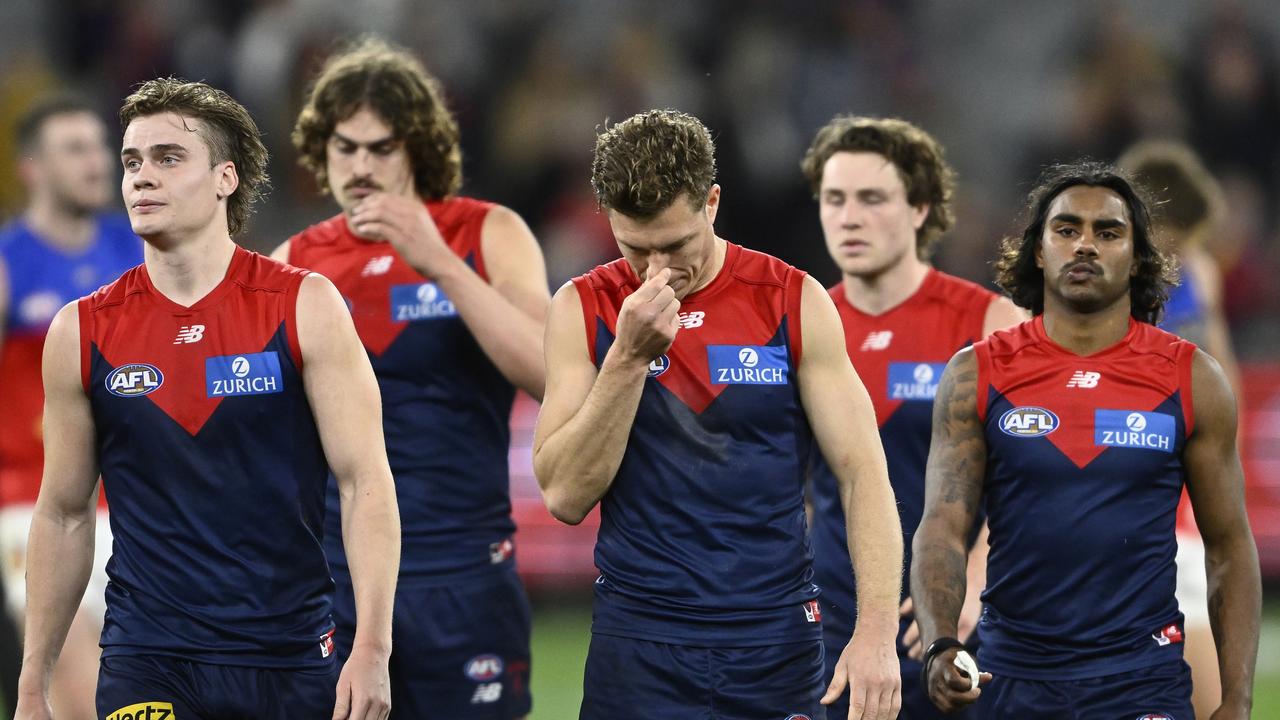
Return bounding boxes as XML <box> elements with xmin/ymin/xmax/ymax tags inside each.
<box><xmin>809</xmin><ymin>271</ymin><xmax>995</xmax><ymax>643</ymax></box>
<box><xmin>974</xmin><ymin>317</ymin><xmax>1195</xmax><ymax>679</ymax></box>
<box><xmin>572</xmin><ymin>242</ymin><xmax>822</xmax><ymax>647</ymax></box>
<box><xmin>80</xmin><ymin>247</ymin><xmax>334</xmax><ymax>668</ymax></box>
<box><xmin>288</xmin><ymin>197</ymin><xmax>516</xmax><ymax>581</ymax></box>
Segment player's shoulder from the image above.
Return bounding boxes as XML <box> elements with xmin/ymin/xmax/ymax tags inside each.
<box><xmin>81</xmin><ymin>262</ymin><xmax>147</xmax><ymax>313</ymax></box>
<box><xmin>725</xmin><ymin>242</ymin><xmax>802</xmax><ymax>288</ymax></box>
<box><xmin>974</xmin><ymin>316</ymin><xmax>1039</xmax><ymax>359</ymax></box>
<box><xmin>238</xmin><ymin>248</ymin><xmax>311</xmax><ymax>292</ymax></box>
<box><xmin>575</xmin><ymin>256</ymin><xmax>636</xmax><ymax>294</ymax></box>
<box><xmin>0</xmin><ymin>218</ymin><xmax>29</xmax><ymax>250</ymax></box>
<box><xmin>925</xmin><ymin>269</ymin><xmax>998</xmax><ymax>306</ymax></box>
<box><xmin>430</xmin><ymin>194</ymin><xmax>498</xmax><ymax>227</ymax></box>
<box><xmin>1128</xmin><ymin>320</ymin><xmax>1196</xmax><ymax>362</ymax></box>
<box><xmin>290</xmin><ymin>212</ymin><xmax>350</xmax><ymax>249</ymax></box>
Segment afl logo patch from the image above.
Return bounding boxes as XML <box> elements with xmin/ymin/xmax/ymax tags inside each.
<box><xmin>647</xmin><ymin>354</ymin><xmax>671</xmax><ymax>378</ymax></box>
<box><xmin>464</xmin><ymin>654</ymin><xmax>504</xmax><ymax>682</ymax></box>
<box><xmin>105</xmin><ymin>363</ymin><xmax>164</xmax><ymax>397</ymax></box>
<box><xmin>999</xmin><ymin>406</ymin><xmax>1059</xmax><ymax>437</ymax></box>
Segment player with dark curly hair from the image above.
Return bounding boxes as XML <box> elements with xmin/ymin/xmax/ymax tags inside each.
<box><xmin>536</xmin><ymin>109</ymin><xmax>903</xmax><ymax>720</ymax></box>
<box><xmin>276</xmin><ymin>36</ymin><xmax>548</xmax><ymax>720</ymax></box>
<box><xmin>912</xmin><ymin>160</ymin><xmax>1260</xmax><ymax>719</ymax></box>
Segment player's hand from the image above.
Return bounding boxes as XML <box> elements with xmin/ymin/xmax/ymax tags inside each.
<box><xmin>613</xmin><ymin>267</ymin><xmax>680</xmax><ymax>366</ymax></box>
<box><xmin>924</xmin><ymin>646</ymin><xmax>991</xmax><ymax>714</ymax></box>
<box><xmin>332</xmin><ymin>644</ymin><xmax>391</xmax><ymax>720</ymax></box>
<box><xmin>899</xmin><ymin>595</ymin><xmax>981</xmax><ymax>660</ymax></box>
<box><xmin>13</xmin><ymin>692</ymin><xmax>54</xmax><ymax>720</ymax></box>
<box><xmin>822</xmin><ymin>628</ymin><xmax>901</xmax><ymax>720</ymax></box>
<box><xmin>348</xmin><ymin>193</ymin><xmax>460</xmax><ymax>278</ymax></box>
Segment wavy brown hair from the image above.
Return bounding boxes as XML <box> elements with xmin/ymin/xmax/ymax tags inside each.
<box><xmin>996</xmin><ymin>160</ymin><xmax>1176</xmax><ymax>324</ymax></box>
<box><xmin>293</xmin><ymin>35</ymin><xmax>461</xmax><ymax>200</ymax></box>
<box><xmin>591</xmin><ymin>109</ymin><xmax>716</xmax><ymax>219</ymax></box>
<box><xmin>800</xmin><ymin>115</ymin><xmax>956</xmax><ymax>259</ymax></box>
<box><xmin>120</xmin><ymin>77</ymin><xmax>269</xmax><ymax>236</ymax></box>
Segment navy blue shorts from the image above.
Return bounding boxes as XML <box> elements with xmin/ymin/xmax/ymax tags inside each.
<box><xmin>97</xmin><ymin>654</ymin><xmax>338</xmax><ymax>719</ymax></box>
<box><xmin>580</xmin><ymin>633</ymin><xmax>826</xmax><ymax>720</ymax></box>
<box><xmin>977</xmin><ymin>660</ymin><xmax>1192</xmax><ymax>719</ymax></box>
<box><xmin>333</xmin><ymin>564</ymin><xmax>532</xmax><ymax>719</ymax></box>
<box><xmin>821</xmin><ymin>610</ymin><xmax>978</xmax><ymax>719</ymax></box>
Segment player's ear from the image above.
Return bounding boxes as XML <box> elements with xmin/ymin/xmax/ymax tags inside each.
<box><xmin>1034</xmin><ymin>238</ymin><xmax>1044</xmax><ymax>269</ymax></box>
<box><xmin>912</xmin><ymin>203</ymin><xmax>930</xmax><ymax>231</ymax></box>
<box><xmin>215</xmin><ymin>161</ymin><xmax>239</xmax><ymax>201</ymax></box>
<box><xmin>704</xmin><ymin>184</ymin><xmax>721</xmax><ymax>224</ymax></box>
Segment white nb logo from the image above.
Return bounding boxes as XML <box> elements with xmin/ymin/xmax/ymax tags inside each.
<box><xmin>677</xmin><ymin>311</ymin><xmax>705</xmax><ymax>329</ymax></box>
<box><xmin>173</xmin><ymin>324</ymin><xmax>206</xmax><ymax>344</ymax></box>
<box><xmin>471</xmin><ymin>682</ymin><xmax>503</xmax><ymax>704</ymax></box>
<box><xmin>860</xmin><ymin>331</ymin><xmax>893</xmax><ymax>351</ymax></box>
<box><xmin>362</xmin><ymin>255</ymin><xmax>393</xmax><ymax>276</ymax></box>
<box><xmin>1066</xmin><ymin>370</ymin><xmax>1100</xmax><ymax>388</ymax></box>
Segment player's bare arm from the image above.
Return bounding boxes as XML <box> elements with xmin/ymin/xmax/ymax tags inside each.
<box><xmin>533</xmin><ymin>268</ymin><xmax>678</xmax><ymax>525</ymax></box>
<box><xmin>347</xmin><ymin>196</ymin><xmax>550</xmax><ymax>399</ymax></box>
<box><xmin>14</xmin><ymin>302</ymin><xmax>100</xmax><ymax>719</ymax></box>
<box><xmin>297</xmin><ymin>274</ymin><xmax>399</xmax><ymax>720</ymax></box>
<box><xmin>797</xmin><ymin>275</ymin><xmax>902</xmax><ymax>720</ymax></box>
<box><xmin>1183</xmin><ymin>349</ymin><xmax>1260</xmax><ymax>720</ymax></box>
<box><xmin>911</xmin><ymin>348</ymin><xmax>993</xmax><ymax>713</ymax></box>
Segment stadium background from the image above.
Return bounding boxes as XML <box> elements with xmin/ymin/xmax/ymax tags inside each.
<box><xmin>2</xmin><ymin>0</ymin><xmax>1279</xmax><ymax>715</ymax></box>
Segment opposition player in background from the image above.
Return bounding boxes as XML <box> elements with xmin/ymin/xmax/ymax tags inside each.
<box><xmin>799</xmin><ymin>115</ymin><xmax>1024</xmax><ymax>719</ymax></box>
<box><xmin>0</xmin><ymin>94</ymin><xmax>142</xmax><ymax>718</ymax></box>
<box><xmin>535</xmin><ymin>109</ymin><xmax>902</xmax><ymax>720</ymax></box>
<box><xmin>15</xmin><ymin>78</ymin><xmax>400</xmax><ymax>720</ymax></box>
<box><xmin>1120</xmin><ymin>139</ymin><xmax>1242</xmax><ymax>720</ymax></box>
<box><xmin>277</xmin><ymin>37</ymin><xmax>547</xmax><ymax>719</ymax></box>
<box><xmin>913</xmin><ymin>161</ymin><xmax>1260</xmax><ymax>719</ymax></box>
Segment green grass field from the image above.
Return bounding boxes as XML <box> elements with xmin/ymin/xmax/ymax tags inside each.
<box><xmin>528</xmin><ymin>596</ymin><xmax>1280</xmax><ymax>719</ymax></box>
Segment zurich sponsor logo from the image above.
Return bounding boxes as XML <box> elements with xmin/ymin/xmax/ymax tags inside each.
<box><xmin>708</xmin><ymin>344</ymin><xmax>788</xmax><ymax>385</ymax></box>
<box><xmin>647</xmin><ymin>354</ymin><xmax>670</xmax><ymax>378</ymax></box>
<box><xmin>999</xmin><ymin>406</ymin><xmax>1059</xmax><ymax>437</ymax></box>
<box><xmin>206</xmin><ymin>351</ymin><xmax>284</xmax><ymax>398</ymax></box>
<box><xmin>105</xmin><ymin>363</ymin><xmax>164</xmax><ymax>398</ymax></box>
<box><xmin>1095</xmin><ymin>410</ymin><xmax>1175</xmax><ymax>453</ymax></box>
<box><xmin>464</xmin><ymin>654</ymin><xmax>504</xmax><ymax>682</ymax></box>
<box><xmin>888</xmin><ymin>362</ymin><xmax>946</xmax><ymax>401</ymax></box>
<box><xmin>391</xmin><ymin>282</ymin><xmax>457</xmax><ymax>321</ymax></box>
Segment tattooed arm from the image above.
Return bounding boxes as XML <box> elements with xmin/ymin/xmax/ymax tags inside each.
<box><xmin>910</xmin><ymin>347</ymin><xmax>991</xmax><ymax>712</ymax></box>
<box><xmin>1183</xmin><ymin>349</ymin><xmax>1259</xmax><ymax>720</ymax></box>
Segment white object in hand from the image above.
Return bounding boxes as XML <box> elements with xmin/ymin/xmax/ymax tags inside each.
<box><xmin>953</xmin><ymin>650</ymin><xmax>980</xmax><ymax>691</ymax></box>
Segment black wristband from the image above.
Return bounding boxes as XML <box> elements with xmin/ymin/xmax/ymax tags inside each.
<box><xmin>919</xmin><ymin>636</ymin><xmax>965</xmax><ymax>690</ymax></box>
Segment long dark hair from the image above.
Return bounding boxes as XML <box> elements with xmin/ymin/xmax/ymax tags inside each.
<box><xmin>996</xmin><ymin>160</ymin><xmax>1176</xmax><ymax>324</ymax></box>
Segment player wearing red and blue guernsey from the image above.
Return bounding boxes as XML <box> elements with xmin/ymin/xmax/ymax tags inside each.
<box><xmin>799</xmin><ymin>116</ymin><xmax>1024</xmax><ymax>720</ymax></box>
<box><xmin>14</xmin><ymin>79</ymin><xmax>400</xmax><ymax>720</ymax></box>
<box><xmin>912</xmin><ymin>160</ymin><xmax>1261</xmax><ymax>719</ymax></box>
<box><xmin>276</xmin><ymin>38</ymin><xmax>547</xmax><ymax>720</ymax></box>
<box><xmin>536</xmin><ymin>110</ymin><xmax>903</xmax><ymax>720</ymax></box>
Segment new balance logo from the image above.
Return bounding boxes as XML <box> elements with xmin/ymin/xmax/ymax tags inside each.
<box><xmin>860</xmin><ymin>331</ymin><xmax>893</xmax><ymax>351</ymax></box>
<box><xmin>678</xmin><ymin>311</ymin><xmax>705</xmax><ymax>329</ymax></box>
<box><xmin>173</xmin><ymin>324</ymin><xmax>206</xmax><ymax>344</ymax></box>
<box><xmin>362</xmin><ymin>255</ymin><xmax>393</xmax><ymax>276</ymax></box>
<box><xmin>1066</xmin><ymin>370</ymin><xmax>1101</xmax><ymax>388</ymax></box>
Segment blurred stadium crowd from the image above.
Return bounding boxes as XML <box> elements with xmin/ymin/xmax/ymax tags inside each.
<box><xmin>1</xmin><ymin>0</ymin><xmax>1279</xmax><ymax>571</ymax></box>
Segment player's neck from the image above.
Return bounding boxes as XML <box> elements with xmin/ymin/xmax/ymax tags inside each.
<box><xmin>841</xmin><ymin>256</ymin><xmax>929</xmax><ymax>316</ymax></box>
<box><xmin>143</xmin><ymin>229</ymin><xmax>238</xmax><ymax>308</ymax></box>
<box><xmin>1040</xmin><ymin>294</ymin><xmax>1132</xmax><ymax>356</ymax></box>
<box><xmin>24</xmin><ymin>197</ymin><xmax>96</xmax><ymax>252</ymax></box>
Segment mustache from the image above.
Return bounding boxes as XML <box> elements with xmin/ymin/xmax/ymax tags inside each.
<box><xmin>344</xmin><ymin>178</ymin><xmax>382</xmax><ymax>191</ymax></box>
<box><xmin>1062</xmin><ymin>260</ymin><xmax>1102</xmax><ymax>275</ymax></box>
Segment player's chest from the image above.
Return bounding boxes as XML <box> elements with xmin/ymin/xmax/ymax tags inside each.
<box><xmin>843</xmin><ymin>309</ymin><xmax>976</xmax><ymax>418</ymax></box>
<box><xmin>987</xmin><ymin>357</ymin><xmax>1187</xmax><ymax>471</ymax></box>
